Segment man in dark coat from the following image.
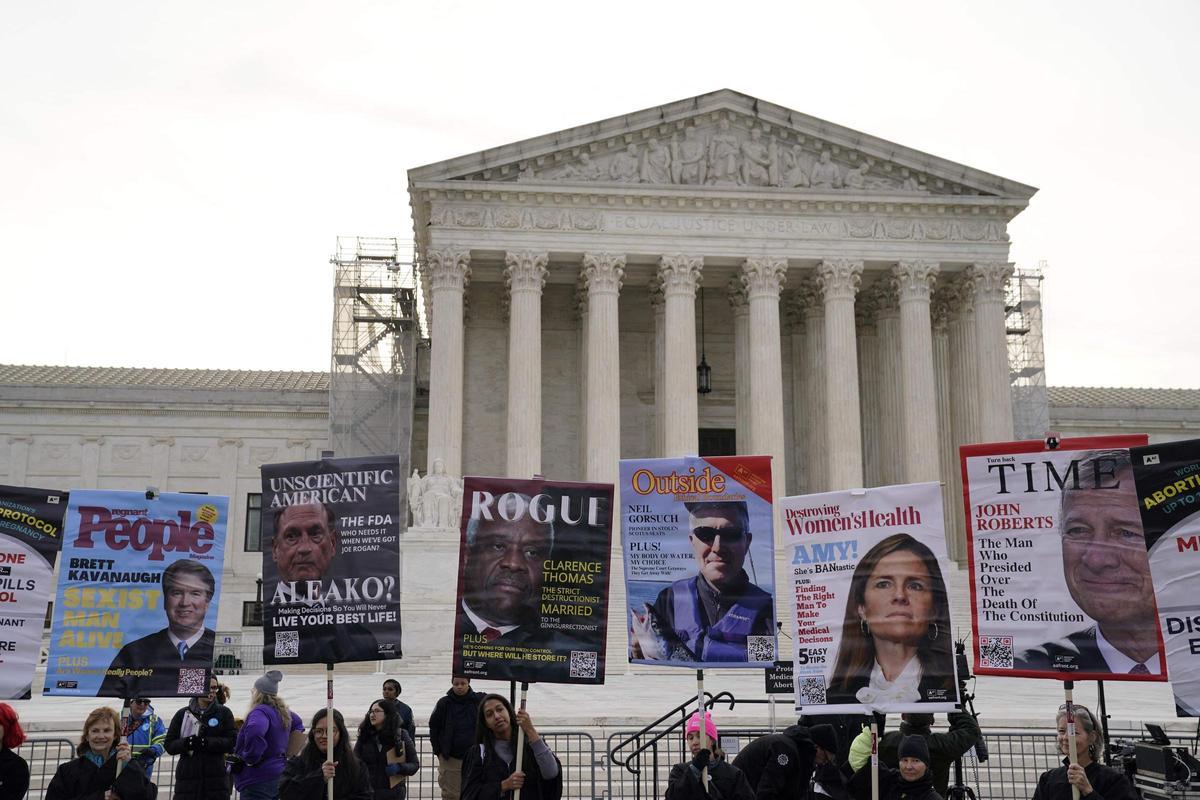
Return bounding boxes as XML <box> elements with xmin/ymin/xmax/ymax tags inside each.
<box><xmin>732</xmin><ymin>722</ymin><xmax>816</xmax><ymax>800</ymax></box>
<box><xmin>429</xmin><ymin>677</ymin><xmax>484</xmax><ymax>800</ymax></box>
<box><xmin>878</xmin><ymin>712</ymin><xmax>981</xmax><ymax>797</ymax></box>
<box><xmin>164</xmin><ymin>675</ymin><xmax>237</xmax><ymax>800</ymax></box>
<box><xmin>809</xmin><ymin>724</ymin><xmax>848</xmax><ymax>800</ymax></box>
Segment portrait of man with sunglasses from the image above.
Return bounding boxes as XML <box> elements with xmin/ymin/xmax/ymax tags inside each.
<box><xmin>631</xmin><ymin>500</ymin><xmax>773</xmax><ymax>662</ymax></box>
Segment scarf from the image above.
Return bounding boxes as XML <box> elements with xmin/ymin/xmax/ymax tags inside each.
<box><xmin>856</xmin><ymin>656</ymin><xmax>923</xmax><ymax>706</ymax></box>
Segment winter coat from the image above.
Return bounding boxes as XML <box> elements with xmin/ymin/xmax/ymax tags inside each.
<box><xmin>278</xmin><ymin>750</ymin><xmax>374</xmax><ymax>800</ymax></box>
<box><xmin>354</xmin><ymin>726</ymin><xmax>421</xmax><ymax>800</ymax></box>
<box><xmin>461</xmin><ymin>739</ymin><xmax>563</xmax><ymax>800</ymax></box>
<box><xmin>123</xmin><ymin>706</ymin><xmax>167</xmax><ymax>778</ymax></box>
<box><xmin>878</xmin><ymin>713</ymin><xmax>981</xmax><ymax>797</ymax></box>
<box><xmin>1032</xmin><ymin>759</ymin><xmax>1139</xmax><ymax>800</ymax></box>
<box><xmin>165</xmin><ymin>699</ymin><xmax>237</xmax><ymax>800</ymax></box>
<box><xmin>45</xmin><ymin>752</ymin><xmax>158</xmax><ymax>800</ymax></box>
<box><xmin>731</xmin><ymin>725</ymin><xmax>817</xmax><ymax>800</ymax></box>
<box><xmin>849</xmin><ymin>762</ymin><xmax>942</xmax><ymax>800</ymax></box>
<box><xmin>429</xmin><ymin>689</ymin><xmax>484</xmax><ymax>759</ymax></box>
<box><xmin>0</xmin><ymin>747</ymin><xmax>31</xmax><ymax>800</ymax></box>
<box><xmin>666</xmin><ymin>757</ymin><xmax>755</xmax><ymax>800</ymax></box>
<box><xmin>234</xmin><ymin>704</ymin><xmax>291</xmax><ymax>791</ymax></box>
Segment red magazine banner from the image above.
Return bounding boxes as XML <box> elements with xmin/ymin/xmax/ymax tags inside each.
<box><xmin>960</xmin><ymin>434</ymin><xmax>1166</xmax><ymax>681</ymax></box>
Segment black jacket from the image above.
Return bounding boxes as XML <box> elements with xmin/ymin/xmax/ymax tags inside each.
<box><xmin>0</xmin><ymin>747</ymin><xmax>30</xmax><ymax>800</ymax></box>
<box><xmin>164</xmin><ymin>699</ymin><xmax>237</xmax><ymax>800</ymax></box>
<box><xmin>460</xmin><ymin>741</ymin><xmax>563</xmax><ymax>800</ymax></box>
<box><xmin>878</xmin><ymin>713</ymin><xmax>980</xmax><ymax>796</ymax></box>
<box><xmin>45</xmin><ymin>753</ymin><xmax>158</xmax><ymax>800</ymax></box>
<box><xmin>667</xmin><ymin>758</ymin><xmax>755</xmax><ymax>800</ymax></box>
<box><xmin>354</xmin><ymin>726</ymin><xmax>420</xmax><ymax>800</ymax></box>
<box><xmin>1017</xmin><ymin>627</ymin><xmax>1119</xmax><ymax>675</ymax></box>
<box><xmin>98</xmin><ymin>628</ymin><xmax>216</xmax><ymax>697</ymax></box>
<box><xmin>279</xmin><ymin>752</ymin><xmax>374</xmax><ymax>800</ymax></box>
<box><xmin>393</xmin><ymin>700</ymin><xmax>417</xmax><ymax>741</ymax></box>
<box><xmin>811</xmin><ymin>761</ymin><xmax>849</xmax><ymax>800</ymax></box>
<box><xmin>429</xmin><ymin>688</ymin><xmax>484</xmax><ymax>759</ymax></box>
<box><xmin>731</xmin><ymin>725</ymin><xmax>817</xmax><ymax>800</ymax></box>
<box><xmin>849</xmin><ymin>762</ymin><xmax>941</xmax><ymax>800</ymax></box>
<box><xmin>1032</xmin><ymin>759</ymin><xmax>1139</xmax><ymax>800</ymax></box>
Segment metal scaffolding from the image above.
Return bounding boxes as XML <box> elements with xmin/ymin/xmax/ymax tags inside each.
<box><xmin>1007</xmin><ymin>262</ymin><xmax>1049</xmax><ymax>441</ymax></box>
<box><xmin>329</xmin><ymin>236</ymin><xmax>420</xmax><ymax>461</ymax></box>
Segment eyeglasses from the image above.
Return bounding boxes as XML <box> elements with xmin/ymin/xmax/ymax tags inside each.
<box><xmin>313</xmin><ymin>728</ymin><xmax>331</xmax><ymax>738</ymax></box>
<box><xmin>691</xmin><ymin>527</ymin><xmax>747</xmax><ymax>544</ymax></box>
<box><xmin>133</xmin><ymin>698</ymin><xmax>151</xmax><ymax>704</ymax></box>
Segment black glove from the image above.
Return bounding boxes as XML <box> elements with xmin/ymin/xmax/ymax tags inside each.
<box><xmin>135</xmin><ymin>750</ymin><xmax>155</xmax><ymax>766</ymax></box>
<box><xmin>691</xmin><ymin>749</ymin><xmax>711</xmax><ymax>771</ymax></box>
<box><xmin>186</xmin><ymin>735</ymin><xmax>199</xmax><ymax>753</ymax></box>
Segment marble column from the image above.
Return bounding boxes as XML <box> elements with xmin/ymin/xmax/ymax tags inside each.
<box><xmin>855</xmin><ymin>295</ymin><xmax>882</xmax><ymax>487</ymax></box>
<box><xmin>81</xmin><ymin>436</ymin><xmax>104</xmax><ymax>488</ymax></box>
<box><xmin>894</xmin><ymin>260</ymin><xmax>941</xmax><ymax>482</ymax></box>
<box><xmin>785</xmin><ymin>294</ymin><xmax>806</xmax><ymax>494</ymax></box>
<box><xmin>930</xmin><ymin>291</ymin><xmax>960</xmax><ymax>559</ymax></box>
<box><xmin>742</xmin><ymin>257</ymin><xmax>788</xmax><ymax>496</ymax></box>
<box><xmin>796</xmin><ymin>279</ymin><xmax>827</xmax><ymax>493</ymax></box>
<box><xmin>7</xmin><ymin>436</ymin><xmax>32</xmax><ymax>485</ymax></box>
<box><xmin>583</xmin><ymin>253</ymin><xmax>625</xmax><ymax>484</ymax></box>
<box><xmin>658</xmin><ymin>254</ymin><xmax>703</xmax><ymax>457</ymax></box>
<box><xmin>650</xmin><ymin>279</ymin><xmax>666</xmax><ymax>456</ymax></box>
<box><xmin>873</xmin><ymin>283</ymin><xmax>904</xmax><ymax>485</ymax></box>
<box><xmin>218</xmin><ymin>438</ymin><xmax>244</xmax><ymax>580</ymax></box>
<box><xmin>425</xmin><ymin>247</ymin><xmax>471</xmax><ymax>477</ymax></box>
<box><xmin>505</xmin><ymin>250</ymin><xmax>549</xmax><ymax>478</ymax></box>
<box><xmin>816</xmin><ymin>259</ymin><xmax>864</xmax><ymax>490</ymax></box>
<box><xmin>948</xmin><ymin>273</ymin><xmax>981</xmax><ymax>564</ymax></box>
<box><xmin>728</xmin><ymin>276</ymin><xmax>751</xmax><ymax>453</ymax></box>
<box><xmin>576</xmin><ymin>278</ymin><xmax>589</xmax><ymax>476</ymax></box>
<box><xmin>968</xmin><ymin>262</ymin><xmax>1015</xmax><ymax>442</ymax></box>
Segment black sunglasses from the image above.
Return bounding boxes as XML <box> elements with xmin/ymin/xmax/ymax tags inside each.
<box><xmin>691</xmin><ymin>527</ymin><xmax>747</xmax><ymax>544</ymax></box>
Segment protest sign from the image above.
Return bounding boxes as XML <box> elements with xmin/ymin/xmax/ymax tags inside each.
<box><xmin>621</xmin><ymin>455</ymin><xmax>776</xmax><ymax>668</ymax></box>
<box><xmin>0</xmin><ymin>484</ymin><xmax>66</xmax><ymax>699</ymax></box>
<box><xmin>961</xmin><ymin>435</ymin><xmax>1166</xmax><ymax>680</ymax></box>
<box><xmin>45</xmin><ymin>490</ymin><xmax>228</xmax><ymax>697</ymax></box>
<box><xmin>781</xmin><ymin>481</ymin><xmax>959</xmax><ymax>713</ymax></box>
<box><xmin>1131</xmin><ymin>438</ymin><xmax>1200</xmax><ymax>715</ymax></box>
<box><xmin>452</xmin><ymin>476</ymin><xmax>614</xmax><ymax>684</ymax></box>
<box><xmin>261</xmin><ymin>455</ymin><xmax>403</xmax><ymax>665</ymax></box>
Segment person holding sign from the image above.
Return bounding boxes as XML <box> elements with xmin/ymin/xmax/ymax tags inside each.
<box><xmin>461</xmin><ymin>694</ymin><xmax>562</xmax><ymax>800</ymax></box>
<box><xmin>666</xmin><ymin>711</ymin><xmax>754</xmax><ymax>800</ymax></box>
<box><xmin>1031</xmin><ymin>705</ymin><xmax>1137</xmax><ymax>800</ymax></box>
<box><xmin>45</xmin><ymin>707</ymin><xmax>157</xmax><ymax>800</ymax></box>
<box><xmin>279</xmin><ymin>708</ymin><xmax>372</xmax><ymax>800</ymax></box>
<box><xmin>827</xmin><ymin>534</ymin><xmax>955</xmax><ymax>706</ymax></box>
<box><xmin>355</xmin><ymin>699</ymin><xmax>420</xmax><ymax>800</ymax></box>
<box><xmin>164</xmin><ymin>675</ymin><xmax>237</xmax><ymax>800</ymax></box>
<box><xmin>847</xmin><ymin>730</ymin><xmax>942</xmax><ymax>800</ymax></box>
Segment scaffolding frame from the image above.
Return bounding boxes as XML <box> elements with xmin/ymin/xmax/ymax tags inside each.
<box><xmin>1007</xmin><ymin>262</ymin><xmax>1049</xmax><ymax>441</ymax></box>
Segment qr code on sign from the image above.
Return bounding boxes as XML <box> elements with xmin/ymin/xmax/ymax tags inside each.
<box><xmin>747</xmin><ymin>635</ymin><xmax>775</xmax><ymax>662</ymax></box>
<box><xmin>569</xmin><ymin>651</ymin><xmax>597</xmax><ymax>679</ymax></box>
<box><xmin>979</xmin><ymin>635</ymin><xmax>1014</xmax><ymax>669</ymax></box>
<box><xmin>798</xmin><ymin>677</ymin><xmax>827</xmax><ymax>705</ymax></box>
<box><xmin>177</xmin><ymin>668</ymin><xmax>207</xmax><ymax>695</ymax></box>
<box><xmin>275</xmin><ymin>631</ymin><xmax>300</xmax><ymax>659</ymax></box>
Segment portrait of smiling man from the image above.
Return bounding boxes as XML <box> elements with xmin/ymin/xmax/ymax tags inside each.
<box><xmin>631</xmin><ymin>500</ymin><xmax>773</xmax><ymax>662</ymax></box>
<box><xmin>1016</xmin><ymin>449</ymin><xmax>1164</xmax><ymax>675</ymax></box>
<box><xmin>100</xmin><ymin>558</ymin><xmax>217</xmax><ymax>697</ymax></box>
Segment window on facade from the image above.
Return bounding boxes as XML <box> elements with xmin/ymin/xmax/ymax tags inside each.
<box><xmin>242</xmin><ymin>601</ymin><xmax>263</xmax><ymax>627</ymax></box>
<box><xmin>44</xmin><ymin>601</ymin><xmax>53</xmax><ymax>629</ymax></box>
<box><xmin>698</xmin><ymin>428</ymin><xmax>737</xmax><ymax>457</ymax></box>
<box><xmin>245</xmin><ymin>493</ymin><xmax>262</xmax><ymax>552</ymax></box>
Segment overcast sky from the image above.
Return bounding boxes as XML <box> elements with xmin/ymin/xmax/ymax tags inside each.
<box><xmin>3</xmin><ymin>1</ymin><xmax>1196</xmax><ymax>388</ymax></box>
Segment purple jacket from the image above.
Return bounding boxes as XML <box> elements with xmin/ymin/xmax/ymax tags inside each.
<box><xmin>234</xmin><ymin>704</ymin><xmax>290</xmax><ymax>790</ymax></box>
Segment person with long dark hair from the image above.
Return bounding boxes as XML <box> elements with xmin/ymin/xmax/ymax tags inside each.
<box><xmin>665</xmin><ymin>712</ymin><xmax>753</xmax><ymax>800</ymax></box>
<box><xmin>828</xmin><ymin>534</ymin><xmax>955</xmax><ymax>706</ymax></box>
<box><xmin>354</xmin><ymin>699</ymin><xmax>420</xmax><ymax>800</ymax></box>
<box><xmin>45</xmin><ymin>706</ymin><xmax>157</xmax><ymax>800</ymax></box>
<box><xmin>279</xmin><ymin>708</ymin><xmax>372</xmax><ymax>800</ymax></box>
<box><xmin>0</xmin><ymin>703</ymin><xmax>30</xmax><ymax>800</ymax></box>
<box><xmin>165</xmin><ymin>674</ymin><xmax>237</xmax><ymax>800</ymax></box>
<box><xmin>1031</xmin><ymin>705</ymin><xmax>1137</xmax><ymax>800</ymax></box>
<box><xmin>461</xmin><ymin>694</ymin><xmax>561</xmax><ymax>800</ymax></box>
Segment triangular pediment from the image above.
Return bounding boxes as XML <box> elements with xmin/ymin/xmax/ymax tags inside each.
<box><xmin>408</xmin><ymin>89</ymin><xmax>1037</xmax><ymax>200</ymax></box>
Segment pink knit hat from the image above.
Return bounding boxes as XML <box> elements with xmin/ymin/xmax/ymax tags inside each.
<box><xmin>685</xmin><ymin>711</ymin><xmax>719</xmax><ymax>743</ymax></box>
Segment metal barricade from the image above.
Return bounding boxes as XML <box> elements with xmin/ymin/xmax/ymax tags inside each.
<box><xmin>213</xmin><ymin>643</ymin><xmax>265</xmax><ymax>674</ymax></box>
<box><xmin>16</xmin><ymin>738</ymin><xmax>76</xmax><ymax>800</ymax></box>
<box><xmin>409</xmin><ymin>731</ymin><xmax>597</xmax><ymax>800</ymax></box>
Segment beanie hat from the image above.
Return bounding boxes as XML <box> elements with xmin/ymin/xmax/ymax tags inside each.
<box><xmin>686</xmin><ymin>711</ymin><xmax>719</xmax><ymax>744</ymax></box>
<box><xmin>255</xmin><ymin>670</ymin><xmax>284</xmax><ymax>696</ymax></box>
<box><xmin>898</xmin><ymin>734</ymin><xmax>931</xmax><ymax>767</ymax></box>
<box><xmin>810</xmin><ymin>724</ymin><xmax>838</xmax><ymax>755</ymax></box>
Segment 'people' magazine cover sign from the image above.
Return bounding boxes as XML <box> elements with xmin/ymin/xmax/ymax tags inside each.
<box><xmin>451</xmin><ymin>476</ymin><xmax>614</xmax><ymax>684</ymax></box>
<box><xmin>620</xmin><ymin>455</ymin><xmax>777</xmax><ymax>668</ymax></box>
<box><xmin>1131</xmin><ymin>437</ymin><xmax>1200</xmax><ymax>716</ymax></box>
<box><xmin>961</xmin><ymin>434</ymin><xmax>1167</xmax><ymax>681</ymax></box>
<box><xmin>782</xmin><ymin>481</ymin><xmax>959</xmax><ymax>714</ymax></box>
<box><xmin>45</xmin><ymin>490</ymin><xmax>228</xmax><ymax>697</ymax></box>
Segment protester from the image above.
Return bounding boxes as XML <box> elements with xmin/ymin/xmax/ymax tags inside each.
<box><xmin>234</xmin><ymin>670</ymin><xmax>294</xmax><ymax>800</ymax></box>
<box><xmin>165</xmin><ymin>674</ymin><xmax>237</xmax><ymax>800</ymax></box>
<box><xmin>382</xmin><ymin>680</ymin><xmax>417</xmax><ymax>740</ymax></box>
<box><xmin>279</xmin><ymin>708</ymin><xmax>372</xmax><ymax>800</ymax></box>
<box><xmin>355</xmin><ymin>699</ymin><xmax>421</xmax><ymax>800</ymax></box>
<box><xmin>1031</xmin><ymin>705</ymin><xmax>1138</xmax><ymax>800</ymax></box>
<box><xmin>877</xmin><ymin>712</ymin><xmax>981</xmax><ymax>797</ymax></box>
<box><xmin>848</xmin><ymin>730</ymin><xmax>941</xmax><ymax>800</ymax></box>
<box><xmin>429</xmin><ymin>676</ymin><xmax>484</xmax><ymax>800</ymax></box>
<box><xmin>0</xmin><ymin>703</ymin><xmax>30</xmax><ymax>800</ymax></box>
<box><xmin>665</xmin><ymin>711</ymin><xmax>754</xmax><ymax>800</ymax></box>
<box><xmin>808</xmin><ymin>724</ymin><xmax>848</xmax><ymax>800</ymax></box>
<box><xmin>122</xmin><ymin>696</ymin><xmax>167</xmax><ymax>778</ymax></box>
<box><xmin>731</xmin><ymin>721</ymin><xmax>816</xmax><ymax>800</ymax></box>
<box><xmin>461</xmin><ymin>694</ymin><xmax>562</xmax><ymax>800</ymax></box>
<box><xmin>45</xmin><ymin>706</ymin><xmax>157</xmax><ymax>800</ymax></box>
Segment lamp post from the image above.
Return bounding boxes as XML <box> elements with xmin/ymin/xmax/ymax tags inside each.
<box><xmin>255</xmin><ymin>572</ymin><xmax>263</xmax><ymax>625</ymax></box>
<box><xmin>697</xmin><ymin>286</ymin><xmax>712</xmax><ymax>394</ymax></box>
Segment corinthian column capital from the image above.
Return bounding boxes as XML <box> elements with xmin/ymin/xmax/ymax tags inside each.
<box><xmin>657</xmin><ymin>254</ymin><xmax>704</xmax><ymax>297</ymax></box>
<box><xmin>815</xmin><ymin>259</ymin><xmax>863</xmax><ymax>302</ymax></box>
<box><xmin>425</xmin><ymin>247</ymin><xmax>472</xmax><ymax>291</ymax></box>
<box><xmin>504</xmin><ymin>251</ymin><xmax>549</xmax><ymax>293</ymax></box>
<box><xmin>582</xmin><ymin>252</ymin><xmax>625</xmax><ymax>296</ymax></box>
<box><xmin>965</xmin><ymin>261</ymin><xmax>1013</xmax><ymax>302</ymax></box>
<box><xmin>793</xmin><ymin>276</ymin><xmax>824</xmax><ymax>319</ymax></box>
<box><xmin>892</xmin><ymin>260</ymin><xmax>940</xmax><ymax>301</ymax></box>
<box><xmin>741</xmin><ymin>257</ymin><xmax>788</xmax><ymax>300</ymax></box>
<box><xmin>727</xmin><ymin>275</ymin><xmax>749</xmax><ymax>317</ymax></box>
<box><xmin>931</xmin><ymin>285</ymin><xmax>955</xmax><ymax>333</ymax></box>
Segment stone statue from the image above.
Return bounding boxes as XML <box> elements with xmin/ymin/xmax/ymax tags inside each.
<box><xmin>844</xmin><ymin>160</ymin><xmax>870</xmax><ymax>189</ymax></box>
<box><xmin>672</xmin><ymin>127</ymin><xmax>707</xmax><ymax>185</ymax></box>
<box><xmin>411</xmin><ymin>458</ymin><xmax>463</xmax><ymax>529</ymax></box>
<box><xmin>517</xmin><ymin>163</ymin><xmax>537</xmax><ymax>182</ymax></box>
<box><xmin>706</xmin><ymin>118</ymin><xmax>741</xmax><ymax>184</ymax></box>
<box><xmin>561</xmin><ymin>151</ymin><xmax>603</xmax><ymax>181</ymax></box>
<box><xmin>640</xmin><ymin>137</ymin><xmax>672</xmax><ymax>183</ymax></box>
<box><xmin>901</xmin><ymin>174</ymin><xmax>924</xmax><ymax>192</ymax></box>
<box><xmin>740</xmin><ymin>127</ymin><xmax>773</xmax><ymax>186</ymax></box>
<box><xmin>407</xmin><ymin>468</ymin><xmax>423</xmax><ymax>525</ymax></box>
<box><xmin>809</xmin><ymin>149</ymin><xmax>841</xmax><ymax>189</ymax></box>
<box><xmin>782</xmin><ymin>145</ymin><xmax>809</xmax><ymax>188</ymax></box>
<box><xmin>609</xmin><ymin>143</ymin><xmax>640</xmax><ymax>182</ymax></box>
